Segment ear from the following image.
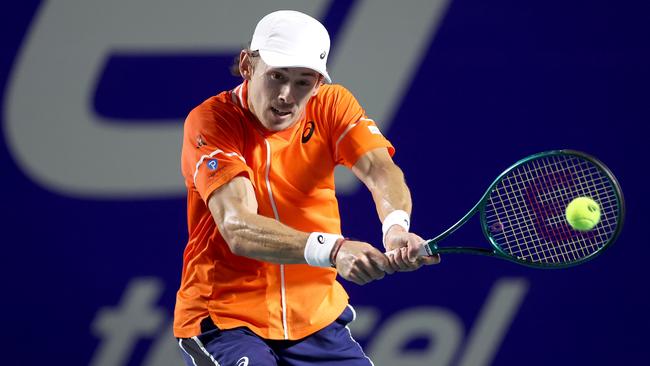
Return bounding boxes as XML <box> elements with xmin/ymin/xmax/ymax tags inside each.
<box><xmin>239</xmin><ymin>50</ymin><xmax>252</xmax><ymax>80</ymax></box>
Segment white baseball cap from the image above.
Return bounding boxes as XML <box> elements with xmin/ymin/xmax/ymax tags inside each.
<box><xmin>250</xmin><ymin>10</ymin><xmax>331</xmax><ymax>83</ymax></box>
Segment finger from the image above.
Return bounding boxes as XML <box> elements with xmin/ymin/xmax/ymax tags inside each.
<box><xmin>360</xmin><ymin>255</ymin><xmax>386</xmax><ymax>280</ymax></box>
<box><xmin>374</xmin><ymin>250</ymin><xmax>395</xmax><ymax>274</ymax></box>
<box><xmin>366</xmin><ymin>248</ymin><xmax>393</xmax><ymax>275</ymax></box>
<box><xmin>421</xmin><ymin>254</ymin><xmax>441</xmax><ymax>265</ymax></box>
<box><xmin>375</xmin><ymin>253</ymin><xmax>394</xmax><ymax>275</ymax></box>
<box><xmin>393</xmin><ymin>247</ymin><xmax>410</xmax><ymax>270</ymax></box>
<box><xmin>385</xmin><ymin>251</ymin><xmax>400</xmax><ymax>272</ymax></box>
<box><xmin>357</xmin><ymin>254</ymin><xmax>386</xmax><ymax>281</ymax></box>
<box><xmin>406</xmin><ymin>238</ymin><xmax>425</xmax><ymax>263</ymax></box>
<box><xmin>382</xmin><ymin>255</ymin><xmax>396</xmax><ymax>275</ymax></box>
<box><xmin>397</xmin><ymin>247</ymin><xmax>420</xmax><ymax>271</ymax></box>
<box><xmin>340</xmin><ymin>267</ymin><xmax>366</xmax><ymax>286</ymax></box>
<box><xmin>353</xmin><ymin>266</ymin><xmax>373</xmax><ymax>284</ymax></box>
<box><xmin>387</xmin><ymin>247</ymin><xmax>418</xmax><ymax>271</ymax></box>
<box><xmin>404</xmin><ymin>248</ymin><xmax>421</xmax><ymax>270</ymax></box>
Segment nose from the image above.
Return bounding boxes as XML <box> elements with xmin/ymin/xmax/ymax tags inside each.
<box><xmin>277</xmin><ymin>83</ymin><xmax>293</xmax><ymax>104</ymax></box>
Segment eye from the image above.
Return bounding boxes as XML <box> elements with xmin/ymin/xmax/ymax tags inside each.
<box><xmin>296</xmin><ymin>79</ymin><xmax>313</xmax><ymax>87</ymax></box>
<box><xmin>269</xmin><ymin>72</ymin><xmax>285</xmax><ymax>81</ymax></box>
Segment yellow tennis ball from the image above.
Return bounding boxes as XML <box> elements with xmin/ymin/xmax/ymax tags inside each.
<box><xmin>565</xmin><ymin>197</ymin><xmax>601</xmax><ymax>231</ymax></box>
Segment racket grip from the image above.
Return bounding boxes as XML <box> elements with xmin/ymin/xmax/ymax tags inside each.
<box><xmin>418</xmin><ymin>243</ymin><xmax>433</xmax><ymax>256</ymax></box>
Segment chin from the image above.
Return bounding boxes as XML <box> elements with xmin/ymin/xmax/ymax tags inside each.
<box><xmin>263</xmin><ymin>116</ymin><xmax>297</xmax><ymax>131</ymax></box>
<box><xmin>265</xmin><ymin>124</ymin><xmax>286</xmax><ymax>132</ymax></box>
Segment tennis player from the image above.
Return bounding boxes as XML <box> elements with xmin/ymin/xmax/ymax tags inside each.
<box><xmin>174</xmin><ymin>10</ymin><xmax>440</xmax><ymax>365</ymax></box>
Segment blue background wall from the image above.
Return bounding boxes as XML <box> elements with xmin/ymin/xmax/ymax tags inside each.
<box><xmin>2</xmin><ymin>1</ymin><xmax>648</xmax><ymax>365</ymax></box>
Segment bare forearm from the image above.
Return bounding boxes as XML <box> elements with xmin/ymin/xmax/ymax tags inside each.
<box><xmin>352</xmin><ymin>148</ymin><xmax>416</xmax><ymax>254</ymax></box>
<box><xmin>220</xmin><ymin>212</ymin><xmax>309</xmax><ymax>263</ymax></box>
<box><xmin>368</xmin><ymin>163</ymin><xmax>412</xmax><ymax>220</ymax></box>
<box><xmin>352</xmin><ymin>148</ymin><xmax>413</xmax><ymax>220</ymax></box>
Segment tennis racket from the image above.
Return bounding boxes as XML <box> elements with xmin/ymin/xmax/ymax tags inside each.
<box><xmin>396</xmin><ymin>150</ymin><xmax>625</xmax><ymax>268</ymax></box>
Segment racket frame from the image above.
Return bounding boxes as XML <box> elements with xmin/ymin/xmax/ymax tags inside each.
<box><xmin>420</xmin><ymin>150</ymin><xmax>625</xmax><ymax>268</ymax></box>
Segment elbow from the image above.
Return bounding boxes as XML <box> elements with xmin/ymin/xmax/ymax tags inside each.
<box><xmin>229</xmin><ymin>241</ymin><xmax>248</xmax><ymax>257</ymax></box>
<box><xmin>221</xmin><ymin>215</ymin><xmax>249</xmax><ymax>256</ymax></box>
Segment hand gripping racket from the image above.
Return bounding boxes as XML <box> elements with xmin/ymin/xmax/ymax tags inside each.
<box><xmin>399</xmin><ymin>150</ymin><xmax>625</xmax><ymax>268</ymax></box>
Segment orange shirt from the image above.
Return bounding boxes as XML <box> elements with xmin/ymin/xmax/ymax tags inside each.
<box><xmin>174</xmin><ymin>81</ymin><xmax>394</xmax><ymax>340</ymax></box>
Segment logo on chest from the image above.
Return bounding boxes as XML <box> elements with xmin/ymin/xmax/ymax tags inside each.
<box><xmin>302</xmin><ymin>121</ymin><xmax>315</xmax><ymax>143</ymax></box>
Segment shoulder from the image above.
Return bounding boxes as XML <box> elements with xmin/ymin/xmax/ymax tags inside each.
<box><xmin>310</xmin><ymin>84</ymin><xmax>362</xmax><ymax>119</ymax></box>
<box><xmin>185</xmin><ymin>91</ymin><xmax>243</xmax><ymax>134</ymax></box>
<box><xmin>309</xmin><ymin>84</ymin><xmax>364</xmax><ymax>127</ymax></box>
<box><xmin>313</xmin><ymin>83</ymin><xmax>356</xmax><ymax>105</ymax></box>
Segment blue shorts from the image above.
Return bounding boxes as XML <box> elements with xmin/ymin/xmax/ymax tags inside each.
<box><xmin>177</xmin><ymin>305</ymin><xmax>372</xmax><ymax>366</ymax></box>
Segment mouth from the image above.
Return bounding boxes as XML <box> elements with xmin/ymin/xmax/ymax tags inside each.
<box><xmin>270</xmin><ymin>107</ymin><xmax>292</xmax><ymax>117</ymax></box>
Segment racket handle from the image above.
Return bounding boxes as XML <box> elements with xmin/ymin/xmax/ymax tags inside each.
<box><xmin>418</xmin><ymin>243</ymin><xmax>433</xmax><ymax>256</ymax></box>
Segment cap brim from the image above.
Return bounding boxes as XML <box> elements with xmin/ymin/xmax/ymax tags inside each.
<box><xmin>258</xmin><ymin>49</ymin><xmax>331</xmax><ymax>83</ymax></box>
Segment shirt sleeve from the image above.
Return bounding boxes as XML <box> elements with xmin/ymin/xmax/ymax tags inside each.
<box><xmin>324</xmin><ymin>85</ymin><xmax>395</xmax><ymax>168</ymax></box>
<box><xmin>181</xmin><ymin>100</ymin><xmax>253</xmax><ymax>203</ymax></box>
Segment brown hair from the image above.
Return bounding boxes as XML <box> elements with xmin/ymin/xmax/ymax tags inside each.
<box><xmin>230</xmin><ymin>48</ymin><xmax>325</xmax><ymax>85</ymax></box>
<box><xmin>230</xmin><ymin>49</ymin><xmax>260</xmax><ymax>77</ymax></box>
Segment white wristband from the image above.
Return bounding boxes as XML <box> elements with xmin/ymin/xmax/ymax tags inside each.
<box><xmin>382</xmin><ymin>210</ymin><xmax>410</xmax><ymax>247</ymax></box>
<box><xmin>304</xmin><ymin>232</ymin><xmax>343</xmax><ymax>267</ymax></box>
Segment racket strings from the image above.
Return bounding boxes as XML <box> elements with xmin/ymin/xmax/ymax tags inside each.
<box><xmin>524</xmin><ymin>157</ymin><xmax>617</xmax><ymax>262</ymax></box>
<box><xmin>484</xmin><ymin>155</ymin><xmax>620</xmax><ymax>264</ymax></box>
<box><xmin>529</xmin><ymin>157</ymin><xmax>616</xmax><ymax>262</ymax></box>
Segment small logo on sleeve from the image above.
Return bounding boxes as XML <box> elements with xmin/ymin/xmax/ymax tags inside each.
<box><xmin>206</xmin><ymin>159</ymin><xmax>218</xmax><ymax>171</ymax></box>
<box><xmin>317</xmin><ymin>235</ymin><xmax>325</xmax><ymax>244</ymax></box>
<box><xmin>368</xmin><ymin>125</ymin><xmax>382</xmax><ymax>135</ymax></box>
<box><xmin>196</xmin><ymin>134</ymin><xmax>207</xmax><ymax>148</ymax></box>
<box><xmin>320</xmin><ymin>51</ymin><xmax>327</xmax><ymax>60</ymax></box>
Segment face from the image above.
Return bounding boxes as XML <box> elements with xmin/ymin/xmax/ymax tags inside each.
<box><xmin>240</xmin><ymin>52</ymin><xmax>322</xmax><ymax>131</ymax></box>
